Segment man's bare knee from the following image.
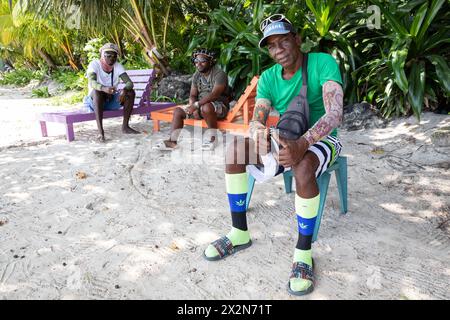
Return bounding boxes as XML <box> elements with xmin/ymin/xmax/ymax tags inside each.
<box><xmin>173</xmin><ymin>107</ymin><xmax>187</xmax><ymax>119</ymax></box>
<box><xmin>201</xmin><ymin>104</ymin><xmax>215</xmax><ymax>117</ymax></box>
<box><xmin>92</xmin><ymin>90</ymin><xmax>105</xmax><ymax>99</ymax></box>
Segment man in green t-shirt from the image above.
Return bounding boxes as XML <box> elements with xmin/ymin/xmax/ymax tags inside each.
<box><xmin>203</xmin><ymin>14</ymin><xmax>344</xmax><ymax>296</ymax></box>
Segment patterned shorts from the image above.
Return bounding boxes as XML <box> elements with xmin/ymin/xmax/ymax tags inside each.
<box><xmin>185</xmin><ymin>101</ymin><xmax>228</xmax><ymax>120</ymax></box>
<box><xmin>247</xmin><ymin>135</ymin><xmax>342</xmax><ymax>182</ymax></box>
<box><xmin>209</xmin><ymin>101</ymin><xmax>228</xmax><ymax>119</ymax></box>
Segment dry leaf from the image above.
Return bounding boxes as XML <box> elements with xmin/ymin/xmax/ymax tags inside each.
<box><xmin>371</xmin><ymin>147</ymin><xmax>385</xmax><ymax>155</ymax></box>
<box><xmin>169</xmin><ymin>242</ymin><xmax>180</xmax><ymax>251</ymax></box>
<box><xmin>75</xmin><ymin>171</ymin><xmax>87</xmax><ymax>179</ymax></box>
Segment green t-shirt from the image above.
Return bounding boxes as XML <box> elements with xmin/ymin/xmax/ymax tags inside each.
<box><xmin>256</xmin><ymin>52</ymin><xmax>342</xmax><ymax>136</ymax></box>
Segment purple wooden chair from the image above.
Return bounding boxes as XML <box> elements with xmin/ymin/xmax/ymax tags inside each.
<box><xmin>38</xmin><ymin>69</ymin><xmax>176</xmax><ymax>142</ymax></box>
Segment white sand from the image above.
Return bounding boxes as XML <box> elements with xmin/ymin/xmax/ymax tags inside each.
<box><xmin>0</xmin><ymin>86</ymin><xmax>449</xmax><ymax>300</ymax></box>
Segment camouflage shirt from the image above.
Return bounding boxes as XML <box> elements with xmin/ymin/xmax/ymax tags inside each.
<box><xmin>192</xmin><ymin>65</ymin><xmax>230</xmax><ymax>105</ymax></box>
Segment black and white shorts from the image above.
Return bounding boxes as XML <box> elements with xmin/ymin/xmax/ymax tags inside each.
<box><xmin>247</xmin><ymin>135</ymin><xmax>342</xmax><ymax>182</ymax></box>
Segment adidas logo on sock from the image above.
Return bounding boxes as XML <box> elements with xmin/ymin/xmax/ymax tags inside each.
<box><xmin>299</xmin><ymin>222</ymin><xmax>308</xmax><ymax>230</ymax></box>
<box><xmin>235</xmin><ymin>199</ymin><xmax>245</xmax><ymax>207</ymax></box>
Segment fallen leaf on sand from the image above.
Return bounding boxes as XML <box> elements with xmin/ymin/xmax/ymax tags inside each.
<box><xmin>371</xmin><ymin>147</ymin><xmax>385</xmax><ymax>155</ymax></box>
<box><xmin>75</xmin><ymin>171</ymin><xmax>87</xmax><ymax>179</ymax></box>
<box><xmin>169</xmin><ymin>242</ymin><xmax>180</xmax><ymax>251</ymax></box>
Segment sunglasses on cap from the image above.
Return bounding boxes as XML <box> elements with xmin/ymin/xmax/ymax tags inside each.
<box><xmin>260</xmin><ymin>14</ymin><xmax>292</xmax><ymax>32</ymax></box>
<box><xmin>193</xmin><ymin>57</ymin><xmax>210</xmax><ymax>64</ymax></box>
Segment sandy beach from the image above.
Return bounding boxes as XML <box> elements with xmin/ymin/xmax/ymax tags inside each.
<box><xmin>0</xmin><ymin>86</ymin><xmax>449</xmax><ymax>300</ymax></box>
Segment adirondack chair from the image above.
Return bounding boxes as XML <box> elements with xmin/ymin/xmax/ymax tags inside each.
<box><xmin>150</xmin><ymin>76</ymin><xmax>279</xmax><ymax>135</ymax></box>
<box><xmin>38</xmin><ymin>69</ymin><xmax>176</xmax><ymax>142</ymax></box>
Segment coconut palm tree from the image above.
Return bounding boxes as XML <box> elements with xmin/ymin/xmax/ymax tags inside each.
<box><xmin>1</xmin><ymin>0</ymin><xmax>81</xmax><ymax>70</ymax></box>
<box><xmin>21</xmin><ymin>0</ymin><xmax>191</xmax><ymax>76</ymax></box>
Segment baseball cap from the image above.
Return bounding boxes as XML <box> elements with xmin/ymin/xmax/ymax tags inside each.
<box><xmin>259</xmin><ymin>15</ymin><xmax>295</xmax><ymax>48</ymax></box>
<box><xmin>100</xmin><ymin>43</ymin><xmax>119</xmax><ymax>55</ymax></box>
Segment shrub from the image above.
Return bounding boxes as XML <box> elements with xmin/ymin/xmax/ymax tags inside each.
<box><xmin>31</xmin><ymin>86</ymin><xmax>51</xmax><ymax>98</ymax></box>
<box><xmin>0</xmin><ymin>68</ymin><xmax>45</xmax><ymax>86</ymax></box>
<box><xmin>51</xmin><ymin>68</ymin><xmax>87</xmax><ymax>91</ymax></box>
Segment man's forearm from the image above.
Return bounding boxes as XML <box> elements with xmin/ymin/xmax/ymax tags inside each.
<box><xmin>251</xmin><ymin>98</ymin><xmax>272</xmax><ymax>125</ymax></box>
<box><xmin>189</xmin><ymin>95</ymin><xmax>197</xmax><ymax>107</ymax></box>
<box><xmin>87</xmin><ymin>72</ymin><xmax>103</xmax><ymax>91</ymax></box>
<box><xmin>197</xmin><ymin>91</ymin><xmax>224</xmax><ymax>106</ymax></box>
<box><xmin>249</xmin><ymin>98</ymin><xmax>271</xmax><ymax>140</ymax></box>
<box><xmin>302</xmin><ymin>80</ymin><xmax>343</xmax><ymax>145</ymax></box>
<box><xmin>119</xmin><ymin>73</ymin><xmax>134</xmax><ymax>90</ymax></box>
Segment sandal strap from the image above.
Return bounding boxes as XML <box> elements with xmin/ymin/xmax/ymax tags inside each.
<box><xmin>211</xmin><ymin>236</ymin><xmax>234</xmax><ymax>258</ymax></box>
<box><xmin>290</xmin><ymin>261</ymin><xmax>314</xmax><ymax>282</ymax></box>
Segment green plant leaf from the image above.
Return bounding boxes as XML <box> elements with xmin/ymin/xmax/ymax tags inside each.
<box><xmin>426</xmin><ymin>55</ymin><xmax>450</xmax><ymax>94</ymax></box>
<box><xmin>371</xmin><ymin>0</ymin><xmax>409</xmax><ymax>36</ymax></box>
<box><xmin>391</xmin><ymin>47</ymin><xmax>409</xmax><ymax>94</ymax></box>
<box><xmin>410</xmin><ymin>2</ymin><xmax>428</xmax><ymax>37</ymax></box>
<box><xmin>408</xmin><ymin>60</ymin><xmax>425</xmax><ymax>120</ymax></box>
<box><xmin>416</xmin><ymin>0</ymin><xmax>445</xmax><ymax>45</ymax></box>
<box><xmin>422</xmin><ymin>27</ymin><xmax>450</xmax><ymax>52</ymax></box>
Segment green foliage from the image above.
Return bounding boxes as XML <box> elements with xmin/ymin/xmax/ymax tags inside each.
<box><xmin>31</xmin><ymin>86</ymin><xmax>50</xmax><ymax>98</ymax></box>
<box><xmin>187</xmin><ymin>0</ymin><xmax>273</xmax><ymax>97</ymax></box>
<box><xmin>363</xmin><ymin>0</ymin><xmax>449</xmax><ymax>119</ymax></box>
<box><xmin>0</xmin><ymin>67</ymin><xmax>44</xmax><ymax>85</ymax></box>
<box><xmin>51</xmin><ymin>68</ymin><xmax>87</xmax><ymax>91</ymax></box>
<box><xmin>50</xmin><ymin>90</ymin><xmax>86</xmax><ymax>105</ymax></box>
<box><xmin>3</xmin><ymin>0</ymin><xmax>449</xmax><ymax>120</ymax></box>
<box><xmin>121</xmin><ymin>40</ymin><xmax>151</xmax><ymax>69</ymax></box>
<box><xmin>83</xmin><ymin>38</ymin><xmax>106</xmax><ymax>64</ymax></box>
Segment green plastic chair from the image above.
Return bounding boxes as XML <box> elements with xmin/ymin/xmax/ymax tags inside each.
<box><xmin>246</xmin><ymin>156</ymin><xmax>348</xmax><ymax>242</ymax></box>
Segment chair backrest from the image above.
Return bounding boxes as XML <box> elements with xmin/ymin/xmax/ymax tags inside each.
<box><xmin>117</xmin><ymin>69</ymin><xmax>154</xmax><ymax>107</ymax></box>
<box><xmin>225</xmin><ymin>76</ymin><xmax>259</xmax><ymax>123</ymax></box>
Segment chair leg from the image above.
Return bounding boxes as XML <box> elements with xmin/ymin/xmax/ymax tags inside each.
<box><xmin>313</xmin><ymin>172</ymin><xmax>331</xmax><ymax>242</ymax></box>
<box><xmin>40</xmin><ymin>121</ymin><xmax>48</xmax><ymax>137</ymax></box>
<box><xmin>335</xmin><ymin>157</ymin><xmax>348</xmax><ymax>214</ymax></box>
<box><xmin>66</xmin><ymin>123</ymin><xmax>74</xmax><ymax>142</ymax></box>
<box><xmin>246</xmin><ymin>173</ymin><xmax>256</xmax><ymax>210</ymax></box>
<box><xmin>153</xmin><ymin>120</ymin><xmax>160</xmax><ymax>132</ymax></box>
<box><xmin>283</xmin><ymin>171</ymin><xmax>293</xmax><ymax>194</ymax></box>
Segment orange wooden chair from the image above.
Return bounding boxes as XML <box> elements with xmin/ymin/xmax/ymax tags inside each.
<box><xmin>150</xmin><ymin>76</ymin><xmax>278</xmax><ymax>135</ymax></box>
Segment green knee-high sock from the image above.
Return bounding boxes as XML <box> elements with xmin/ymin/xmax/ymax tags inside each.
<box><xmin>290</xmin><ymin>194</ymin><xmax>320</xmax><ymax>293</ymax></box>
<box><xmin>204</xmin><ymin>173</ymin><xmax>250</xmax><ymax>258</ymax></box>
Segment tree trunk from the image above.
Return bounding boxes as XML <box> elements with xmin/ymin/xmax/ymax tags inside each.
<box><xmin>37</xmin><ymin>48</ymin><xmax>57</xmax><ymax>71</ymax></box>
<box><xmin>146</xmin><ymin>47</ymin><xmax>170</xmax><ymax>76</ymax></box>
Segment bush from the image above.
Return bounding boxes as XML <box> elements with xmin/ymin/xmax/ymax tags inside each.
<box><xmin>31</xmin><ymin>86</ymin><xmax>51</xmax><ymax>98</ymax></box>
<box><xmin>51</xmin><ymin>68</ymin><xmax>87</xmax><ymax>91</ymax></box>
<box><xmin>0</xmin><ymin>68</ymin><xmax>45</xmax><ymax>86</ymax></box>
<box><xmin>83</xmin><ymin>38</ymin><xmax>106</xmax><ymax>64</ymax></box>
<box><xmin>362</xmin><ymin>0</ymin><xmax>450</xmax><ymax>119</ymax></box>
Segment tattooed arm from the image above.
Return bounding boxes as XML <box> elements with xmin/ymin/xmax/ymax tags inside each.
<box><xmin>302</xmin><ymin>80</ymin><xmax>343</xmax><ymax>146</ymax></box>
<box><xmin>87</xmin><ymin>72</ymin><xmax>103</xmax><ymax>91</ymax></box>
<box><xmin>249</xmin><ymin>98</ymin><xmax>271</xmax><ymax>137</ymax></box>
<box><xmin>252</xmin><ymin>98</ymin><xmax>272</xmax><ymax>125</ymax></box>
<box><xmin>119</xmin><ymin>72</ymin><xmax>134</xmax><ymax>90</ymax></box>
<box><xmin>248</xmin><ymin>98</ymin><xmax>272</xmax><ymax>154</ymax></box>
